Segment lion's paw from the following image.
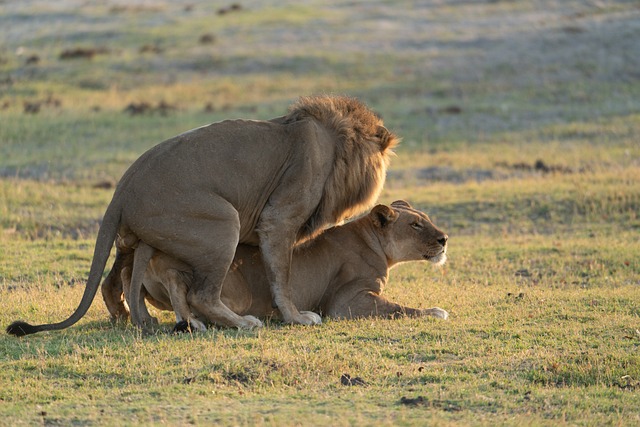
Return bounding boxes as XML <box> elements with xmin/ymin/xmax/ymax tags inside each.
<box><xmin>296</xmin><ymin>311</ymin><xmax>322</xmax><ymax>326</ymax></box>
<box><xmin>189</xmin><ymin>318</ymin><xmax>207</xmax><ymax>332</ymax></box>
<box><xmin>238</xmin><ymin>315</ymin><xmax>263</xmax><ymax>330</ymax></box>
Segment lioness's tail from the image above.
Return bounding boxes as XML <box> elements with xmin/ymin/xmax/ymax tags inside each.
<box><xmin>6</xmin><ymin>199</ymin><xmax>122</xmax><ymax>337</ymax></box>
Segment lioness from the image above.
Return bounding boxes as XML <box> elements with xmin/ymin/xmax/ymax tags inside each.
<box><xmin>7</xmin><ymin>95</ymin><xmax>398</xmax><ymax>337</ymax></box>
<box><xmin>117</xmin><ymin>200</ymin><xmax>449</xmax><ymax>329</ymax></box>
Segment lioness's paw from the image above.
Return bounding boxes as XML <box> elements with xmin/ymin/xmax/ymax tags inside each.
<box><xmin>428</xmin><ymin>307</ymin><xmax>449</xmax><ymax>320</ymax></box>
<box><xmin>238</xmin><ymin>315</ymin><xmax>263</xmax><ymax>330</ymax></box>
<box><xmin>173</xmin><ymin>321</ymin><xmax>190</xmax><ymax>333</ymax></box>
<box><xmin>173</xmin><ymin>319</ymin><xmax>208</xmax><ymax>333</ymax></box>
<box><xmin>296</xmin><ymin>311</ymin><xmax>322</xmax><ymax>326</ymax></box>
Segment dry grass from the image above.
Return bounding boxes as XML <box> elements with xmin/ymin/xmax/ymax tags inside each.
<box><xmin>1</xmin><ymin>0</ymin><xmax>639</xmax><ymax>425</ymax></box>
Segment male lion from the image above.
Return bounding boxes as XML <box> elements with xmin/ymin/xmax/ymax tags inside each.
<box><xmin>111</xmin><ymin>200</ymin><xmax>449</xmax><ymax>329</ymax></box>
<box><xmin>7</xmin><ymin>95</ymin><xmax>398</xmax><ymax>336</ymax></box>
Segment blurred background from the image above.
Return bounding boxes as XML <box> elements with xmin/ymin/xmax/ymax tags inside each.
<box><xmin>0</xmin><ymin>0</ymin><xmax>638</xmax><ymax>238</ymax></box>
<box><xmin>2</xmin><ymin>1</ymin><xmax>638</xmax><ymax>170</ymax></box>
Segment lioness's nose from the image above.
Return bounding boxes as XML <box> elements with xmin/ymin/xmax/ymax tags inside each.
<box><xmin>438</xmin><ymin>234</ymin><xmax>448</xmax><ymax>247</ymax></box>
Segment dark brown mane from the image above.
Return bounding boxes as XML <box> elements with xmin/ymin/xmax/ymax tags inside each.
<box><xmin>285</xmin><ymin>95</ymin><xmax>384</xmax><ymax>140</ymax></box>
<box><xmin>284</xmin><ymin>95</ymin><xmax>399</xmax><ymax>242</ymax></box>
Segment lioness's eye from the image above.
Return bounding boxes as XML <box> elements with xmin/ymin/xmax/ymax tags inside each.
<box><xmin>411</xmin><ymin>223</ymin><xmax>423</xmax><ymax>230</ymax></box>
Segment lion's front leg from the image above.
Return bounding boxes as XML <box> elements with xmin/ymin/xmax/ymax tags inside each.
<box><xmin>255</xmin><ymin>167</ymin><xmax>326</xmax><ymax>326</ymax></box>
<box><xmin>257</xmin><ymin>227</ymin><xmax>321</xmax><ymax>326</ymax></box>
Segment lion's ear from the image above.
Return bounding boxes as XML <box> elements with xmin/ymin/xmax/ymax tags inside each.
<box><xmin>376</xmin><ymin>125</ymin><xmax>399</xmax><ymax>151</ymax></box>
<box><xmin>390</xmin><ymin>200</ymin><xmax>412</xmax><ymax>210</ymax></box>
<box><xmin>371</xmin><ymin>204</ymin><xmax>399</xmax><ymax>228</ymax></box>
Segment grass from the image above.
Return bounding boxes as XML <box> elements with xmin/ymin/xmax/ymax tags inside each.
<box><xmin>1</xmin><ymin>257</ymin><xmax>639</xmax><ymax>425</ymax></box>
<box><xmin>1</xmin><ymin>0</ymin><xmax>640</xmax><ymax>425</ymax></box>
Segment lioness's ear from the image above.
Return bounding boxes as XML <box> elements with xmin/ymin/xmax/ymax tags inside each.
<box><xmin>391</xmin><ymin>200</ymin><xmax>412</xmax><ymax>209</ymax></box>
<box><xmin>371</xmin><ymin>204</ymin><xmax>399</xmax><ymax>228</ymax></box>
<box><xmin>376</xmin><ymin>125</ymin><xmax>398</xmax><ymax>151</ymax></box>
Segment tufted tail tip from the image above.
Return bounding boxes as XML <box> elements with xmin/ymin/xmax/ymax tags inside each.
<box><xmin>6</xmin><ymin>321</ymin><xmax>36</xmax><ymax>337</ymax></box>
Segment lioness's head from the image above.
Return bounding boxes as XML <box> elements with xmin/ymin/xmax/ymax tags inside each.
<box><xmin>370</xmin><ymin>200</ymin><xmax>448</xmax><ymax>266</ymax></box>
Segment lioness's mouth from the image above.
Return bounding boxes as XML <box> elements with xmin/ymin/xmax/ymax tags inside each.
<box><xmin>425</xmin><ymin>252</ymin><xmax>447</xmax><ymax>266</ymax></box>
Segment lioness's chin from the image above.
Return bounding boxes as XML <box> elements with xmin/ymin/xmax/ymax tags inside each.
<box><xmin>428</xmin><ymin>253</ymin><xmax>447</xmax><ymax>266</ymax></box>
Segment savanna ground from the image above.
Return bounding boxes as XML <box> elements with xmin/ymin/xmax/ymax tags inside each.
<box><xmin>1</xmin><ymin>0</ymin><xmax>639</xmax><ymax>425</ymax></box>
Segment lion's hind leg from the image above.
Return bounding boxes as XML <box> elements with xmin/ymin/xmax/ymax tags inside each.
<box><xmin>188</xmin><ymin>266</ymin><xmax>263</xmax><ymax>330</ymax></box>
<box><xmin>151</xmin><ymin>196</ymin><xmax>262</xmax><ymax>329</ymax></box>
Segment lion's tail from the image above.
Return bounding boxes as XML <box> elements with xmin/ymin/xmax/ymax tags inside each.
<box><xmin>6</xmin><ymin>199</ymin><xmax>122</xmax><ymax>337</ymax></box>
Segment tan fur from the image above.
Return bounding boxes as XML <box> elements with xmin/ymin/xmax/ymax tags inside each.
<box><xmin>115</xmin><ymin>201</ymin><xmax>449</xmax><ymax>327</ymax></box>
<box><xmin>7</xmin><ymin>95</ymin><xmax>397</xmax><ymax>336</ymax></box>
